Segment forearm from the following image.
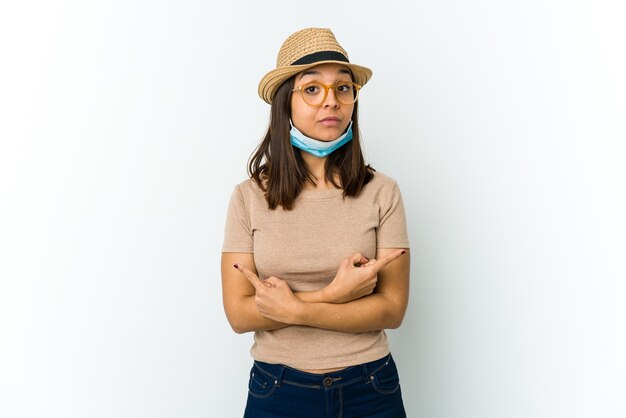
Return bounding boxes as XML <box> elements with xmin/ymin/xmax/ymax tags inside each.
<box><xmin>226</xmin><ymin>295</ymin><xmax>289</xmax><ymax>334</ymax></box>
<box><xmin>293</xmin><ymin>292</ymin><xmax>406</xmax><ymax>333</ymax></box>
<box><xmin>226</xmin><ymin>290</ymin><xmax>328</xmax><ymax>333</ymax></box>
<box><xmin>294</xmin><ymin>288</ymin><xmax>332</xmax><ymax>303</ymax></box>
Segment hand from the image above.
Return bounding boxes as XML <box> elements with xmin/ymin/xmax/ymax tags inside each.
<box><xmin>234</xmin><ymin>263</ymin><xmax>303</xmax><ymax>324</ymax></box>
<box><xmin>325</xmin><ymin>249</ymin><xmax>406</xmax><ymax>303</ymax></box>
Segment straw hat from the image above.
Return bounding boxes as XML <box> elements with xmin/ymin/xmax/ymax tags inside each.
<box><xmin>258</xmin><ymin>28</ymin><xmax>373</xmax><ymax>104</ymax></box>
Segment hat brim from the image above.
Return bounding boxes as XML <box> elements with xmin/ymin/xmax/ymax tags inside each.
<box><xmin>258</xmin><ymin>61</ymin><xmax>372</xmax><ymax>104</ymax></box>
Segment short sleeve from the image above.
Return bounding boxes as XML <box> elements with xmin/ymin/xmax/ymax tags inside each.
<box><xmin>377</xmin><ymin>180</ymin><xmax>410</xmax><ymax>249</ymax></box>
<box><xmin>222</xmin><ymin>185</ymin><xmax>254</xmax><ymax>253</ymax></box>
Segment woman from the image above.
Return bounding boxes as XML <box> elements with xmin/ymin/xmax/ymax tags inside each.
<box><xmin>221</xmin><ymin>28</ymin><xmax>411</xmax><ymax>417</ymax></box>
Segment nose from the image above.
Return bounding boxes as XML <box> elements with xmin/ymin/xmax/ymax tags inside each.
<box><xmin>322</xmin><ymin>87</ymin><xmax>339</xmax><ymax>108</ymax></box>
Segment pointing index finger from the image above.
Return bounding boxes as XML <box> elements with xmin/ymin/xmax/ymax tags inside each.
<box><xmin>375</xmin><ymin>249</ymin><xmax>407</xmax><ymax>270</ymax></box>
<box><xmin>234</xmin><ymin>263</ymin><xmax>264</xmax><ymax>290</ymax></box>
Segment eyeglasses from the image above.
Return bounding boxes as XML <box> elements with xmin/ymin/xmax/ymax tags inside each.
<box><xmin>292</xmin><ymin>81</ymin><xmax>361</xmax><ymax>106</ymax></box>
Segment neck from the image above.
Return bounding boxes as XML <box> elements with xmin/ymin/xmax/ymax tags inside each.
<box><xmin>300</xmin><ymin>151</ymin><xmax>335</xmax><ymax>190</ymax></box>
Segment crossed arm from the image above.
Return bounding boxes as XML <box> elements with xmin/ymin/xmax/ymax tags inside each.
<box><xmin>221</xmin><ymin>248</ymin><xmax>410</xmax><ymax>334</ymax></box>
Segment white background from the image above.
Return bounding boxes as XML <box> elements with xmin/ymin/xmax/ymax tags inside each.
<box><xmin>1</xmin><ymin>1</ymin><xmax>625</xmax><ymax>417</ymax></box>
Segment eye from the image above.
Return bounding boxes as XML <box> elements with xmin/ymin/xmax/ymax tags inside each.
<box><xmin>303</xmin><ymin>84</ymin><xmax>321</xmax><ymax>95</ymax></box>
<box><xmin>336</xmin><ymin>83</ymin><xmax>353</xmax><ymax>93</ymax></box>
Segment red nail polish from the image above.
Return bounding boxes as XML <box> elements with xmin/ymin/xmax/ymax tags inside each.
<box><xmin>233</xmin><ymin>264</ymin><xmax>239</xmax><ymax>268</ymax></box>
<box><xmin>401</xmin><ymin>250</ymin><xmax>406</xmax><ymax>255</ymax></box>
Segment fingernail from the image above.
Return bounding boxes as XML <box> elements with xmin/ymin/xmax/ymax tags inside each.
<box><xmin>233</xmin><ymin>264</ymin><xmax>239</xmax><ymax>269</ymax></box>
<box><xmin>401</xmin><ymin>250</ymin><xmax>406</xmax><ymax>255</ymax></box>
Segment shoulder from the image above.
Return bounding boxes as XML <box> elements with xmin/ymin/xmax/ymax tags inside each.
<box><xmin>368</xmin><ymin>171</ymin><xmax>399</xmax><ymax>188</ymax></box>
<box><xmin>233</xmin><ymin>178</ymin><xmax>264</xmax><ymax>196</ymax></box>
<box><xmin>228</xmin><ymin>178</ymin><xmax>267</xmax><ymax>209</ymax></box>
<box><xmin>343</xmin><ymin>171</ymin><xmax>403</xmax><ymax>207</ymax></box>
<box><xmin>363</xmin><ymin>171</ymin><xmax>402</xmax><ymax>197</ymax></box>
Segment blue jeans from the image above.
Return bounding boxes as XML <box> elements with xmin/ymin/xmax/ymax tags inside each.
<box><xmin>244</xmin><ymin>353</ymin><xmax>406</xmax><ymax>418</ymax></box>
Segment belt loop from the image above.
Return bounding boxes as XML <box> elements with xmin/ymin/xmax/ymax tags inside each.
<box><xmin>361</xmin><ymin>363</ymin><xmax>370</xmax><ymax>382</ymax></box>
<box><xmin>275</xmin><ymin>365</ymin><xmax>286</xmax><ymax>387</ymax></box>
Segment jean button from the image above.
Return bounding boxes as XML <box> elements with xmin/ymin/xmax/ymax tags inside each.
<box><xmin>323</xmin><ymin>377</ymin><xmax>333</xmax><ymax>387</ymax></box>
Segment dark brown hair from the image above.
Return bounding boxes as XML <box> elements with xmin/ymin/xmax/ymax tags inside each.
<box><xmin>248</xmin><ymin>76</ymin><xmax>375</xmax><ymax>210</ymax></box>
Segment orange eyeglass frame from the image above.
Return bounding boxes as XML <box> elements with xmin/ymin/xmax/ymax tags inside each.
<box><xmin>292</xmin><ymin>81</ymin><xmax>362</xmax><ymax>106</ymax></box>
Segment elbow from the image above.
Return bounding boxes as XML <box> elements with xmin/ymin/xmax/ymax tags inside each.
<box><xmin>226</xmin><ymin>316</ymin><xmax>243</xmax><ymax>334</ymax></box>
<box><xmin>383</xmin><ymin>302</ymin><xmax>407</xmax><ymax>329</ymax></box>
<box><xmin>383</xmin><ymin>309</ymin><xmax>404</xmax><ymax>329</ymax></box>
<box><xmin>225</xmin><ymin>310</ymin><xmax>251</xmax><ymax>334</ymax></box>
<box><xmin>228</xmin><ymin>319</ymin><xmax>252</xmax><ymax>334</ymax></box>
<box><xmin>224</xmin><ymin>296</ymin><xmax>257</xmax><ymax>334</ymax></box>
<box><xmin>231</xmin><ymin>324</ymin><xmax>248</xmax><ymax>334</ymax></box>
<box><xmin>387</xmin><ymin>314</ymin><xmax>404</xmax><ymax>329</ymax></box>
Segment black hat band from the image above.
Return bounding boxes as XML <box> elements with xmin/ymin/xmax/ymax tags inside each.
<box><xmin>291</xmin><ymin>51</ymin><xmax>349</xmax><ymax>66</ymax></box>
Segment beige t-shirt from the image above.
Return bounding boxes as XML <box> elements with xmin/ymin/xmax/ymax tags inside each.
<box><xmin>222</xmin><ymin>171</ymin><xmax>410</xmax><ymax>369</ymax></box>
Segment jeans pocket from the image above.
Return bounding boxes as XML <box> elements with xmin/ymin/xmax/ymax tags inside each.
<box><xmin>369</xmin><ymin>357</ymin><xmax>401</xmax><ymax>395</ymax></box>
<box><xmin>248</xmin><ymin>365</ymin><xmax>277</xmax><ymax>399</ymax></box>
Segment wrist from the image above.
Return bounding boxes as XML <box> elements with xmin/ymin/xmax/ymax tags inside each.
<box><xmin>319</xmin><ymin>285</ymin><xmax>336</xmax><ymax>303</ymax></box>
<box><xmin>295</xmin><ymin>287</ymin><xmax>332</xmax><ymax>303</ymax></box>
<box><xmin>291</xmin><ymin>300</ymin><xmax>311</xmax><ymax>326</ymax></box>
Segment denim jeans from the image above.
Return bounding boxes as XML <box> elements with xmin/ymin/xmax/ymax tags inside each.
<box><xmin>243</xmin><ymin>353</ymin><xmax>406</xmax><ymax>418</ymax></box>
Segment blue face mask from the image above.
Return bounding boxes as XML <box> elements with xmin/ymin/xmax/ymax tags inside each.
<box><xmin>290</xmin><ymin>121</ymin><xmax>353</xmax><ymax>158</ymax></box>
